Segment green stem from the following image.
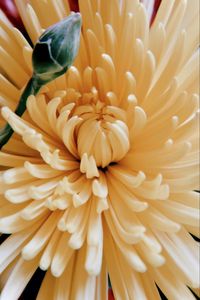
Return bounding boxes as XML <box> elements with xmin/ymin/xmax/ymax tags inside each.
<box><xmin>0</xmin><ymin>76</ymin><xmax>41</xmax><ymax>149</ymax></box>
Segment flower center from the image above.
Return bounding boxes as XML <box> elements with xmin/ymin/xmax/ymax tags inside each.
<box><xmin>68</xmin><ymin>99</ymin><xmax>130</xmax><ymax>169</ymax></box>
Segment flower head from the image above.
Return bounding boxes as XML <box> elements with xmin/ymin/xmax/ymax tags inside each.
<box><xmin>0</xmin><ymin>0</ymin><xmax>199</xmax><ymax>299</ymax></box>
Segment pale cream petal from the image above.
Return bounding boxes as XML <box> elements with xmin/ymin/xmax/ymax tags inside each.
<box><xmin>95</xmin><ymin>257</ymin><xmax>108</xmax><ymax>300</ymax></box>
<box><xmin>104</xmin><ymin>212</ymin><xmax>147</xmax><ymax>273</ymax></box>
<box><xmin>22</xmin><ymin>211</ymin><xmax>62</xmax><ymax>260</ymax></box>
<box><xmin>154</xmin><ymin>230</ymin><xmax>199</xmax><ymax>288</ymax></box>
<box><xmin>2</xmin><ymin>166</ymin><xmax>33</xmax><ymax>184</ymax></box>
<box><xmin>0</xmin><ymin>256</ymin><xmax>40</xmax><ymax>300</ymax></box>
<box><xmin>70</xmin><ymin>246</ymin><xmax>97</xmax><ymax>300</ymax></box>
<box><xmin>152</xmin><ymin>264</ymin><xmax>197</xmax><ymax>300</ymax></box>
<box><xmin>141</xmin><ymin>207</ymin><xmax>181</xmax><ymax>233</ymax></box>
<box><xmin>24</xmin><ymin>162</ymin><xmax>63</xmax><ymax>179</ymax></box>
<box><xmin>85</xmin><ymin>198</ymin><xmax>103</xmax><ymax>275</ymax></box>
<box><xmin>0</xmin><ymin>151</ymin><xmax>42</xmax><ymax>167</ymax></box>
<box><xmin>53</xmin><ymin>254</ymin><xmax>75</xmax><ymax>299</ymax></box>
<box><xmin>36</xmin><ymin>270</ymin><xmax>55</xmax><ymax>300</ymax></box>
<box><xmin>0</xmin><ymin>221</ymin><xmax>42</xmax><ymax>273</ymax></box>
<box><xmin>0</xmin><ymin>210</ymin><xmax>49</xmax><ymax>233</ymax></box>
<box><xmin>39</xmin><ymin>229</ymin><xmax>62</xmax><ymax>271</ymax></box>
<box><xmin>103</xmin><ymin>221</ymin><xmax>133</xmax><ymax>299</ymax></box>
<box><xmin>155</xmin><ymin>200</ymin><xmax>199</xmax><ymax>226</ymax></box>
<box><xmin>170</xmin><ymin>191</ymin><xmax>199</xmax><ymax>209</ymax></box>
<box><xmin>51</xmin><ymin>232</ymin><xmax>74</xmax><ymax>277</ymax></box>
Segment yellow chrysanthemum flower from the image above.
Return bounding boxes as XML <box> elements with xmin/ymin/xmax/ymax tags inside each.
<box><xmin>0</xmin><ymin>0</ymin><xmax>199</xmax><ymax>299</ymax></box>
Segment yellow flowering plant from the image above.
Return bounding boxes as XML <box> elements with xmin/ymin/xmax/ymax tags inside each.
<box><xmin>0</xmin><ymin>0</ymin><xmax>199</xmax><ymax>299</ymax></box>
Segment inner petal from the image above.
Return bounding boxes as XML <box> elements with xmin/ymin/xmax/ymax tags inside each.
<box><xmin>68</xmin><ymin>99</ymin><xmax>130</xmax><ymax>168</ymax></box>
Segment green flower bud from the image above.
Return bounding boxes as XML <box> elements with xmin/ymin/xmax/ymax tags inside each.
<box><xmin>32</xmin><ymin>13</ymin><xmax>82</xmax><ymax>84</ymax></box>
